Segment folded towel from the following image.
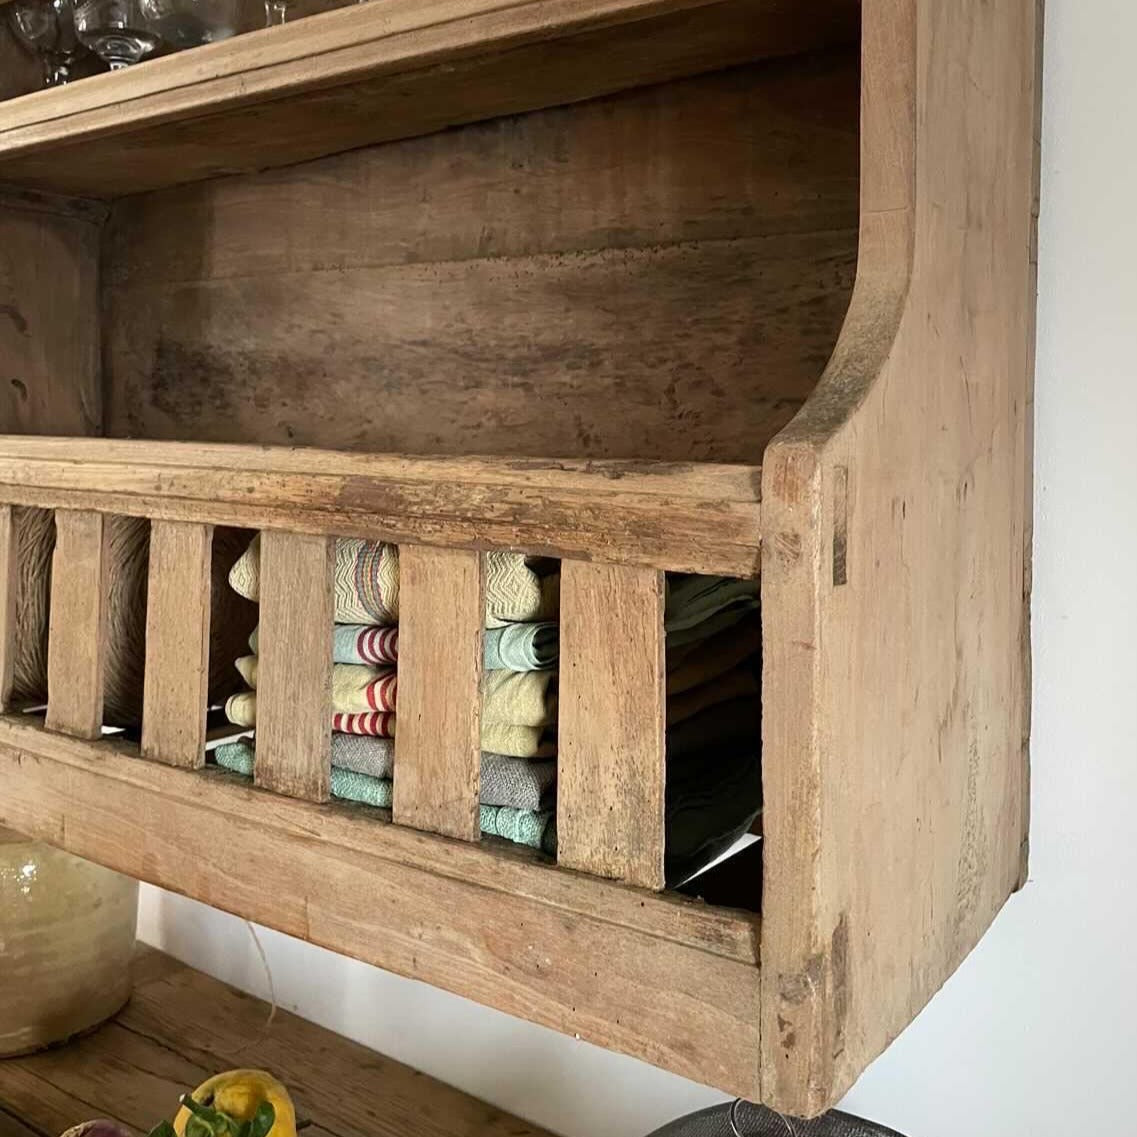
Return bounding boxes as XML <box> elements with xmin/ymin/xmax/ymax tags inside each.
<box><xmin>331</xmin><ymin>734</ymin><xmax>556</xmax><ymax>811</ymax></box>
<box><xmin>233</xmin><ymin>657</ymin><xmax>556</xmax><ymax>728</ymax></box>
<box><xmin>213</xmin><ymin>741</ymin><xmax>554</xmax><ymax>851</ymax></box>
<box><xmin>666</xmin><ymin>617</ymin><xmax>761</xmax><ymax>696</ymax></box>
<box><xmin>665</xmin><ymin>574</ymin><xmax>759</xmax><ymax>647</ymax></box>
<box><xmin>667</xmin><ymin>661</ymin><xmax>760</xmax><ymax>725</ymax></box>
<box><xmin>225</xmin><ymin>693</ymin><xmax>551</xmax><ymax>757</ymax></box>
<box><xmin>484</xmin><ymin>622</ymin><xmax>559</xmax><ymax>671</ymax></box>
<box><xmin>229</xmin><ymin>535</ymin><xmax>551</xmax><ymax>628</ymax></box>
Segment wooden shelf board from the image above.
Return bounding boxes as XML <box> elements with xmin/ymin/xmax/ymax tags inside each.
<box><xmin>0</xmin><ymin>715</ymin><xmax>763</xmax><ymax>1097</ymax></box>
<box><xmin>0</xmin><ymin>0</ymin><xmax>860</xmax><ymax>196</ymax></box>
<box><xmin>0</xmin><ymin>436</ymin><xmax>763</xmax><ymax>576</ymax></box>
<box><xmin>0</xmin><ymin>947</ymin><xmax>554</xmax><ymax>1137</ymax></box>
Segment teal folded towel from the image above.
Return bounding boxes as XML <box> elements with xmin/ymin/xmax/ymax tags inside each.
<box><xmin>213</xmin><ymin>741</ymin><xmax>555</xmax><ymax>852</ymax></box>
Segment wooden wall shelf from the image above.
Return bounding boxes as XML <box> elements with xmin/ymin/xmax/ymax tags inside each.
<box><xmin>0</xmin><ymin>0</ymin><xmax>1041</xmax><ymax>1120</ymax></box>
<box><xmin>0</xmin><ymin>0</ymin><xmax>859</xmax><ymax>196</ymax></box>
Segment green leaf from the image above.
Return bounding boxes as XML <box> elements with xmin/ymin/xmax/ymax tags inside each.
<box><xmin>246</xmin><ymin>1102</ymin><xmax>276</xmax><ymax>1137</ymax></box>
<box><xmin>148</xmin><ymin>1122</ymin><xmax>179</xmax><ymax>1137</ymax></box>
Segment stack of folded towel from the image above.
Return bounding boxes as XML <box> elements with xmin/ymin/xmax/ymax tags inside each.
<box><xmin>217</xmin><ymin>535</ymin><xmax>761</xmax><ymax>882</ymax></box>
<box><xmin>219</xmin><ymin>535</ymin><xmax>562</xmax><ymax>851</ymax></box>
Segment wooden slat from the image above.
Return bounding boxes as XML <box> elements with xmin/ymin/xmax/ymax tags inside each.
<box><xmin>0</xmin><ymin>437</ymin><xmax>763</xmax><ymax>576</ymax></box>
<box><xmin>140</xmin><ymin>520</ymin><xmax>214</xmax><ymax>768</ymax></box>
<box><xmin>0</xmin><ymin>0</ymin><xmax>858</xmax><ymax>197</ymax></box>
<box><xmin>394</xmin><ymin>545</ymin><xmax>483</xmax><ymax>841</ymax></box>
<box><xmin>557</xmin><ymin>560</ymin><xmax>666</xmax><ymax>889</ymax></box>
<box><xmin>0</xmin><ymin>506</ymin><xmax>16</xmax><ymax>712</ymax></box>
<box><xmin>45</xmin><ymin>510</ymin><xmax>107</xmax><ymax>740</ymax></box>
<box><xmin>0</xmin><ymin>718</ymin><xmax>761</xmax><ymax>1098</ymax></box>
<box><xmin>254</xmin><ymin>530</ymin><xmax>334</xmax><ymax>801</ymax></box>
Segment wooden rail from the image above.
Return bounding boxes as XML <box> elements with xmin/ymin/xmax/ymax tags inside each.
<box><xmin>0</xmin><ymin>437</ymin><xmax>761</xmax><ymax>576</ymax></box>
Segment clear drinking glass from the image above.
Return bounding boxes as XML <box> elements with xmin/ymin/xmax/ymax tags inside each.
<box><xmin>7</xmin><ymin>0</ymin><xmax>90</xmax><ymax>87</ymax></box>
<box><xmin>73</xmin><ymin>0</ymin><xmax>161</xmax><ymax>68</ymax></box>
<box><xmin>138</xmin><ymin>0</ymin><xmax>236</xmax><ymax>48</ymax></box>
<box><xmin>263</xmin><ymin>0</ymin><xmax>285</xmax><ymax>25</ymax></box>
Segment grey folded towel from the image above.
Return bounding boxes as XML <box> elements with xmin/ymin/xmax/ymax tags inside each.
<box><xmin>331</xmin><ymin>732</ymin><xmax>555</xmax><ymax>811</ymax></box>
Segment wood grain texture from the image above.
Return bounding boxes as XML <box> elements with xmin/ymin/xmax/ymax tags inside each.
<box><xmin>0</xmin><ymin>717</ymin><xmax>763</xmax><ymax>1096</ymax></box>
<box><xmin>0</xmin><ymin>438</ymin><xmax>763</xmax><ymax>576</ymax></box>
<box><xmin>0</xmin><ymin>0</ymin><xmax>859</xmax><ymax>196</ymax></box>
<box><xmin>44</xmin><ymin>510</ymin><xmax>107</xmax><ymax>739</ymax></box>
<box><xmin>141</xmin><ymin>520</ymin><xmax>213</xmax><ymax>768</ymax></box>
<box><xmin>0</xmin><ymin>506</ymin><xmax>15</xmax><ymax>711</ymax></box>
<box><xmin>557</xmin><ymin>561</ymin><xmax>665</xmax><ymax>889</ymax></box>
<box><xmin>758</xmin><ymin>0</ymin><xmax>1040</xmax><ymax>1113</ymax></box>
<box><xmin>101</xmin><ymin>58</ymin><xmax>858</xmax><ymax>465</ymax></box>
<box><xmin>0</xmin><ymin>200</ymin><xmax>101</xmax><ymax>438</ymax></box>
<box><xmin>0</xmin><ymin>948</ymin><xmax>554</xmax><ymax>1137</ymax></box>
<box><xmin>393</xmin><ymin>546</ymin><xmax>483</xmax><ymax>841</ymax></box>
<box><xmin>255</xmin><ymin>530</ymin><xmax>334</xmax><ymax>801</ymax></box>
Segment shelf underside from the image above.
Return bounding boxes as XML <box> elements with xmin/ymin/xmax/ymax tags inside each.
<box><xmin>0</xmin><ymin>714</ymin><xmax>763</xmax><ymax>1097</ymax></box>
<box><xmin>0</xmin><ymin>0</ymin><xmax>859</xmax><ymax>196</ymax></box>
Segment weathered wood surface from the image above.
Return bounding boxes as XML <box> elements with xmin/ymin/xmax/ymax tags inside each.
<box><xmin>394</xmin><ymin>546</ymin><xmax>483</xmax><ymax>840</ymax></box>
<box><xmin>254</xmin><ymin>531</ymin><xmax>334</xmax><ymax>801</ymax></box>
<box><xmin>0</xmin><ymin>0</ymin><xmax>859</xmax><ymax>196</ymax></box>
<box><xmin>0</xmin><ymin>506</ymin><xmax>15</xmax><ymax>712</ymax></box>
<box><xmin>102</xmin><ymin>59</ymin><xmax>858</xmax><ymax>464</ymax></box>
<box><xmin>758</xmin><ymin>0</ymin><xmax>1040</xmax><ymax>1113</ymax></box>
<box><xmin>0</xmin><ymin>948</ymin><xmax>554</xmax><ymax>1137</ymax></box>
<box><xmin>141</xmin><ymin>520</ymin><xmax>213</xmax><ymax>768</ymax></box>
<box><xmin>558</xmin><ymin>561</ymin><xmax>666</xmax><ymax>889</ymax></box>
<box><xmin>0</xmin><ymin>716</ymin><xmax>763</xmax><ymax>1096</ymax></box>
<box><xmin>44</xmin><ymin>510</ymin><xmax>107</xmax><ymax>739</ymax></box>
<box><xmin>0</xmin><ymin>198</ymin><xmax>101</xmax><ymax>438</ymax></box>
<box><xmin>0</xmin><ymin>437</ymin><xmax>764</xmax><ymax>575</ymax></box>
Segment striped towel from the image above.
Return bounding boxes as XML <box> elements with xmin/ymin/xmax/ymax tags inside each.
<box><xmin>233</xmin><ymin>658</ymin><xmax>555</xmax><ymax>727</ymax></box>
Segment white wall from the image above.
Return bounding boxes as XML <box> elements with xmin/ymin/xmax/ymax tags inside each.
<box><xmin>139</xmin><ymin>3</ymin><xmax>1137</xmax><ymax>1133</ymax></box>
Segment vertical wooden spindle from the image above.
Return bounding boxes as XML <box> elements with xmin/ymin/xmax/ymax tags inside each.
<box><xmin>0</xmin><ymin>505</ymin><xmax>17</xmax><ymax>713</ymax></box>
<box><xmin>394</xmin><ymin>545</ymin><xmax>483</xmax><ymax>840</ymax></box>
<box><xmin>45</xmin><ymin>509</ymin><xmax>108</xmax><ymax>740</ymax></box>
<box><xmin>141</xmin><ymin>520</ymin><xmax>214</xmax><ymax>768</ymax></box>
<box><xmin>255</xmin><ymin>530</ymin><xmax>334</xmax><ymax>801</ymax></box>
<box><xmin>558</xmin><ymin>560</ymin><xmax>666</xmax><ymax>889</ymax></box>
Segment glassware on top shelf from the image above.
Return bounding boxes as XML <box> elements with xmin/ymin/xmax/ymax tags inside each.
<box><xmin>263</xmin><ymin>0</ymin><xmax>285</xmax><ymax>25</ymax></box>
<box><xmin>7</xmin><ymin>0</ymin><xmax>91</xmax><ymax>87</ymax></box>
<box><xmin>73</xmin><ymin>0</ymin><xmax>161</xmax><ymax>68</ymax></box>
<box><xmin>138</xmin><ymin>0</ymin><xmax>236</xmax><ymax>48</ymax></box>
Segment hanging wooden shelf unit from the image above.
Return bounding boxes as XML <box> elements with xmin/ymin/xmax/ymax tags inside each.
<box><xmin>0</xmin><ymin>0</ymin><xmax>1040</xmax><ymax>1119</ymax></box>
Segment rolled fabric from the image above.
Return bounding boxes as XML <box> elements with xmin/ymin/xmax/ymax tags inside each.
<box><xmin>229</xmin><ymin>535</ymin><xmax>550</xmax><ymax>628</ymax></box>
<box><xmin>664</xmin><ymin>574</ymin><xmax>759</xmax><ymax>648</ymax></box>
<box><xmin>484</xmin><ymin>622</ymin><xmax>559</xmax><ymax>671</ymax></box>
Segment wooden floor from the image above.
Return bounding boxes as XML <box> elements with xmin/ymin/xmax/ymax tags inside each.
<box><xmin>0</xmin><ymin>949</ymin><xmax>552</xmax><ymax>1137</ymax></box>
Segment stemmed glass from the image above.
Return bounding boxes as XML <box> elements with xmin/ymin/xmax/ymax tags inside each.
<box><xmin>138</xmin><ymin>0</ymin><xmax>237</xmax><ymax>49</ymax></box>
<box><xmin>73</xmin><ymin>0</ymin><xmax>161</xmax><ymax>69</ymax></box>
<box><xmin>7</xmin><ymin>0</ymin><xmax>91</xmax><ymax>87</ymax></box>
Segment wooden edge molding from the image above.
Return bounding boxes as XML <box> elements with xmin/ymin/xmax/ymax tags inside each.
<box><xmin>0</xmin><ymin>438</ymin><xmax>762</xmax><ymax>575</ymax></box>
<box><xmin>0</xmin><ymin>714</ymin><xmax>761</xmax><ymax>1096</ymax></box>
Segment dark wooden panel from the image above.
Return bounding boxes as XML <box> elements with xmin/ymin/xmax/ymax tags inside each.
<box><xmin>102</xmin><ymin>56</ymin><xmax>858</xmax><ymax>463</ymax></box>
